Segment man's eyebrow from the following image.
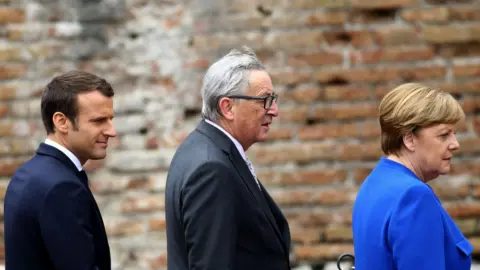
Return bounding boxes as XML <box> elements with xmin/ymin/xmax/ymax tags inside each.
<box><xmin>89</xmin><ymin>116</ymin><xmax>113</xmax><ymax>121</ymax></box>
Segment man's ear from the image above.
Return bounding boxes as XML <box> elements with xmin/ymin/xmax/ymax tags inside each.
<box><xmin>402</xmin><ymin>131</ymin><xmax>416</xmax><ymax>152</ymax></box>
<box><xmin>218</xmin><ymin>97</ymin><xmax>235</xmax><ymax>121</ymax></box>
<box><xmin>52</xmin><ymin>112</ymin><xmax>70</xmax><ymax>134</ymax></box>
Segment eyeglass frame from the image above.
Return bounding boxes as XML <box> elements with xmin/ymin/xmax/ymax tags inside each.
<box><xmin>226</xmin><ymin>93</ymin><xmax>278</xmax><ymax>109</ymax></box>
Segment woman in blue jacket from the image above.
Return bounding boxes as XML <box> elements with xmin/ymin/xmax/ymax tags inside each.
<box><xmin>352</xmin><ymin>82</ymin><xmax>473</xmax><ymax>270</ymax></box>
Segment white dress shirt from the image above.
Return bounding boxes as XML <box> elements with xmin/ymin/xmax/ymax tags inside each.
<box><xmin>205</xmin><ymin>119</ymin><xmax>261</xmax><ymax>189</ymax></box>
<box><xmin>44</xmin><ymin>138</ymin><xmax>83</xmax><ymax>171</ymax></box>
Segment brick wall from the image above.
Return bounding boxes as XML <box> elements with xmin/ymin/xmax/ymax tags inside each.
<box><xmin>1</xmin><ymin>0</ymin><xmax>480</xmax><ymax>269</ymax></box>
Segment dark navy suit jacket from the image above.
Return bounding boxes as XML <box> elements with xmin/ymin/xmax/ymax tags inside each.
<box><xmin>4</xmin><ymin>143</ymin><xmax>110</xmax><ymax>270</ymax></box>
<box><xmin>353</xmin><ymin>157</ymin><xmax>473</xmax><ymax>270</ymax></box>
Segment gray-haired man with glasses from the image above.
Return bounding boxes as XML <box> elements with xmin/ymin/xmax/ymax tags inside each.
<box><xmin>165</xmin><ymin>46</ymin><xmax>291</xmax><ymax>270</ymax></box>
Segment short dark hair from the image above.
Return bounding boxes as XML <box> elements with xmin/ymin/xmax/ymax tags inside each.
<box><xmin>41</xmin><ymin>70</ymin><xmax>115</xmax><ymax>134</ymax></box>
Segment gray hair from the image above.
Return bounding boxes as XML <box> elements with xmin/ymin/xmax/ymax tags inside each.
<box><xmin>200</xmin><ymin>46</ymin><xmax>266</xmax><ymax>122</ymax></box>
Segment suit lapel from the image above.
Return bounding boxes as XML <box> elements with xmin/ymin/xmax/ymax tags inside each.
<box><xmin>195</xmin><ymin>120</ymin><xmax>288</xmax><ymax>254</ymax></box>
<box><xmin>228</xmin><ymin>149</ymin><xmax>288</xmax><ymax>255</ymax></box>
<box><xmin>259</xmin><ymin>182</ymin><xmax>291</xmax><ymax>253</ymax></box>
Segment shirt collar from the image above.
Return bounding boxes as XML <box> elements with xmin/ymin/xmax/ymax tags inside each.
<box><xmin>204</xmin><ymin>119</ymin><xmax>247</xmax><ymax>161</ymax></box>
<box><xmin>44</xmin><ymin>138</ymin><xmax>83</xmax><ymax>171</ymax></box>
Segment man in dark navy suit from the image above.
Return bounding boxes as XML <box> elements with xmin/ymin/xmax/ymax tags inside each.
<box><xmin>4</xmin><ymin>71</ymin><xmax>117</xmax><ymax>270</ymax></box>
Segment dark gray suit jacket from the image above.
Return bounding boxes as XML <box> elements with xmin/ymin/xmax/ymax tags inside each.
<box><xmin>165</xmin><ymin>120</ymin><xmax>291</xmax><ymax>270</ymax></box>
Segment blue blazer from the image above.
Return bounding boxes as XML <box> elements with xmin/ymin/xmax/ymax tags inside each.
<box><xmin>4</xmin><ymin>143</ymin><xmax>111</xmax><ymax>270</ymax></box>
<box><xmin>352</xmin><ymin>157</ymin><xmax>473</xmax><ymax>270</ymax></box>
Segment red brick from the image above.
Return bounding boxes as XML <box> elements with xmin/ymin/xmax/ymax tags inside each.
<box><xmin>423</xmin><ymin>25</ymin><xmax>474</xmax><ymax>44</ymax></box>
<box><xmin>257</xmin><ymin>168</ymin><xmax>347</xmax><ymax>186</ymax></box>
<box><xmin>265</xmin><ymin>127</ymin><xmax>294</xmax><ymax>141</ymax></box>
<box><xmin>0</xmin><ymin>104</ymin><xmax>8</xmax><ymax>118</ymax></box>
<box><xmin>222</xmin><ymin>14</ymin><xmax>265</xmax><ymax>31</ymax></box>
<box><xmin>449</xmin><ymin>6</ymin><xmax>480</xmax><ymax>21</ymax></box>
<box><xmin>146</xmin><ymin>252</ymin><xmax>167</xmax><ymax>269</ymax></box>
<box><xmin>270</xmin><ymin>187</ymin><xmax>356</xmax><ymax>207</ymax></box>
<box><xmin>437</xmin><ymin>43</ymin><xmax>480</xmax><ymax>58</ymax></box>
<box><xmin>324</xmin><ymin>30</ymin><xmax>375</xmax><ymax>48</ymax></box>
<box><xmin>277</xmin><ymin>106</ymin><xmax>309</xmax><ymax>123</ymax></box>
<box><xmin>455</xmin><ymin>218</ymin><xmax>477</xmax><ymax>235</ymax></box>
<box><xmin>311</xmin><ymin>103</ymin><xmax>379</xmax><ymax>121</ymax></box>
<box><xmin>291</xmin><ymin>228</ymin><xmax>322</xmax><ymax>244</ymax></box>
<box><xmin>445</xmin><ymin>202</ymin><xmax>480</xmax><ymax>218</ymax></box>
<box><xmin>351</xmin><ymin>0</ymin><xmax>417</xmax><ymax>9</ymax></box>
<box><xmin>6</xmin><ymin>27</ymin><xmax>24</xmax><ymax>41</ymax></box>
<box><xmin>266</xmin><ymin>31</ymin><xmax>323</xmax><ymax>50</ymax></box>
<box><xmin>400</xmin><ymin>7</ymin><xmax>449</xmax><ymax>23</ymax></box>
<box><xmin>305</xmin><ymin>11</ymin><xmax>347</xmax><ymax>26</ymax></box>
<box><xmin>0</xmin><ymin>158</ymin><xmax>27</xmax><ymax>177</ymax></box>
<box><xmin>317</xmin><ymin>66</ymin><xmax>446</xmax><ymax>84</ymax></box>
<box><xmin>288</xmin><ymin>0</ymin><xmax>347</xmax><ymax>9</ymax></box>
<box><xmin>461</xmin><ymin>98</ymin><xmax>480</xmax><ymax>114</ymax></box>
<box><xmin>469</xmin><ymin>237</ymin><xmax>480</xmax><ymax>255</ymax></box>
<box><xmin>453</xmin><ymin>63</ymin><xmax>480</xmax><ymax>78</ymax></box>
<box><xmin>148</xmin><ymin>218</ymin><xmax>166</xmax><ymax>232</ymax></box>
<box><xmin>354</xmin><ymin>167</ymin><xmax>375</xmax><ymax>185</ymax></box>
<box><xmin>0</xmin><ymin>46</ymin><xmax>22</xmax><ymax>62</ymax></box>
<box><xmin>323</xmin><ymin>85</ymin><xmax>372</xmax><ymax>101</ymax></box>
<box><xmin>298</xmin><ymin>121</ymin><xmax>380</xmax><ymax>140</ymax></box>
<box><xmin>375</xmin><ymin>81</ymin><xmax>480</xmax><ymax>99</ymax></box>
<box><xmin>451</xmin><ymin>159</ymin><xmax>480</xmax><ymax>175</ymax></box>
<box><xmin>286</xmin><ymin>208</ymin><xmax>353</xmax><ymax>227</ymax></box>
<box><xmin>0</xmin><ymin>7</ymin><xmax>25</xmax><ymax>24</ymax></box>
<box><xmin>375</xmin><ymin>27</ymin><xmax>421</xmax><ymax>45</ymax></box>
<box><xmin>295</xmin><ymin>243</ymin><xmax>354</xmax><ymax>261</ymax></box>
<box><xmin>0</xmin><ymin>121</ymin><xmax>13</xmax><ymax>136</ymax></box>
<box><xmin>183</xmin><ymin>58</ymin><xmax>210</xmax><ymax>69</ymax></box>
<box><xmin>270</xmin><ymin>70</ymin><xmax>312</xmax><ymax>86</ymax></box>
<box><xmin>431</xmin><ymin>183</ymin><xmax>469</xmax><ymax>200</ymax></box>
<box><xmin>0</xmin><ymin>65</ymin><xmax>28</xmax><ymax>80</ymax></box>
<box><xmin>121</xmin><ymin>194</ymin><xmax>165</xmax><ymax>213</ymax></box>
<box><xmin>287</xmin><ymin>51</ymin><xmax>343</xmax><ymax>67</ymax></box>
<box><xmin>105</xmin><ymin>220</ymin><xmax>144</xmax><ymax>237</ymax></box>
<box><xmin>251</xmin><ymin>142</ymin><xmax>337</xmax><ymax>165</ymax></box>
<box><xmin>351</xmin><ymin>46</ymin><xmax>435</xmax><ymax>64</ymax></box>
<box><xmin>289</xmin><ymin>86</ymin><xmax>321</xmax><ymax>104</ymax></box>
<box><xmin>0</xmin><ymin>86</ymin><xmax>16</xmax><ymax>101</ymax></box>
<box><xmin>0</xmin><ymin>181</ymin><xmax>8</xmax><ymax>200</ymax></box>
<box><xmin>324</xmin><ymin>224</ymin><xmax>353</xmax><ymax>241</ymax></box>
<box><xmin>457</xmin><ymin>137</ymin><xmax>480</xmax><ymax>156</ymax></box>
<box><xmin>338</xmin><ymin>140</ymin><xmax>383</xmax><ymax>161</ymax></box>
<box><xmin>473</xmin><ymin>116</ymin><xmax>480</xmax><ymax>136</ymax></box>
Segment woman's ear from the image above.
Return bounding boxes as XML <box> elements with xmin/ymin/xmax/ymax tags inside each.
<box><xmin>218</xmin><ymin>97</ymin><xmax>235</xmax><ymax>121</ymax></box>
<box><xmin>402</xmin><ymin>131</ymin><xmax>416</xmax><ymax>152</ymax></box>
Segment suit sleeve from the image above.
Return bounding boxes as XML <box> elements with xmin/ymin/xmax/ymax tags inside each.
<box><xmin>39</xmin><ymin>181</ymin><xmax>97</xmax><ymax>270</ymax></box>
<box><xmin>388</xmin><ymin>185</ymin><xmax>446</xmax><ymax>270</ymax></box>
<box><xmin>182</xmin><ymin>161</ymin><xmax>237</xmax><ymax>270</ymax></box>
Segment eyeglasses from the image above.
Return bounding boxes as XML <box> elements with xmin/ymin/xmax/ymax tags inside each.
<box><xmin>227</xmin><ymin>93</ymin><xmax>278</xmax><ymax>109</ymax></box>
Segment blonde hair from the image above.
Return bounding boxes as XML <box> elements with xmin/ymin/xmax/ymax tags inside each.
<box><xmin>379</xmin><ymin>82</ymin><xmax>465</xmax><ymax>155</ymax></box>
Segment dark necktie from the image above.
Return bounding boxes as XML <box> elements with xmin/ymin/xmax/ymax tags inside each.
<box><xmin>78</xmin><ymin>170</ymin><xmax>89</xmax><ymax>189</ymax></box>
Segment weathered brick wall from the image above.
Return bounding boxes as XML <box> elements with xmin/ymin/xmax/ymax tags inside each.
<box><xmin>1</xmin><ymin>0</ymin><xmax>480</xmax><ymax>269</ymax></box>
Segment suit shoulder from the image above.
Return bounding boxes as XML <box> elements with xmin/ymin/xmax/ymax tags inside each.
<box><xmin>9</xmin><ymin>154</ymin><xmax>81</xmax><ymax>192</ymax></box>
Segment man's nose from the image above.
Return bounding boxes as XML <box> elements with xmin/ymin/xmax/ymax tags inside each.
<box><xmin>268</xmin><ymin>100</ymin><xmax>279</xmax><ymax>117</ymax></box>
<box><xmin>105</xmin><ymin>121</ymin><xmax>117</xmax><ymax>137</ymax></box>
